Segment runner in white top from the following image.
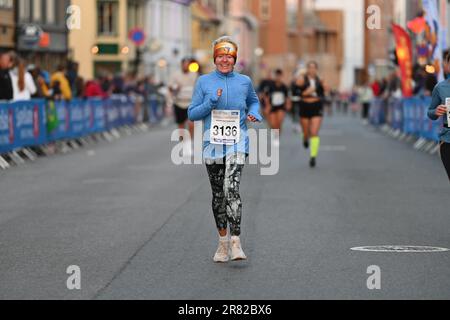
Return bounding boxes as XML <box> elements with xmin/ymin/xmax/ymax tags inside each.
<box><xmin>169</xmin><ymin>58</ymin><xmax>199</xmax><ymax>153</ymax></box>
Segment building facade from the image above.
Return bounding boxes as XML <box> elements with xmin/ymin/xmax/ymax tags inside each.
<box><xmin>69</xmin><ymin>0</ymin><xmax>146</xmax><ymax>80</ymax></box>
<box><xmin>191</xmin><ymin>0</ymin><xmax>223</xmax><ymax>74</ymax></box>
<box><xmin>364</xmin><ymin>0</ymin><xmax>395</xmax><ymax>83</ymax></box>
<box><xmin>143</xmin><ymin>0</ymin><xmax>193</xmax><ymax>83</ymax></box>
<box><xmin>250</xmin><ymin>0</ymin><xmax>303</xmax><ymax>81</ymax></box>
<box><xmin>0</xmin><ymin>0</ymin><xmax>15</xmax><ymax>51</ymax></box>
<box><xmin>16</xmin><ymin>0</ymin><xmax>71</xmax><ymax>71</ymax></box>
<box><xmin>221</xmin><ymin>0</ymin><xmax>259</xmax><ymax>77</ymax></box>
<box><xmin>314</xmin><ymin>0</ymin><xmax>365</xmax><ymax>90</ymax></box>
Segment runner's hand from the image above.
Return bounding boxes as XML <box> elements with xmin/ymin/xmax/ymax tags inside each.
<box><xmin>435</xmin><ymin>105</ymin><xmax>447</xmax><ymax>117</ymax></box>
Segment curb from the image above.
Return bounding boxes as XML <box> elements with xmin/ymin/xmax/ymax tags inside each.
<box><xmin>0</xmin><ymin>123</ymin><xmax>153</xmax><ymax>171</ymax></box>
<box><xmin>377</xmin><ymin>124</ymin><xmax>440</xmax><ymax>157</ymax></box>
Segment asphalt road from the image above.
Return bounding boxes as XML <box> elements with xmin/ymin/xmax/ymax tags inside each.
<box><xmin>0</xmin><ymin>113</ymin><xmax>449</xmax><ymax>300</ymax></box>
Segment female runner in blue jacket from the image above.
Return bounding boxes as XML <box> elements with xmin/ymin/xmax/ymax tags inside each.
<box><xmin>188</xmin><ymin>36</ymin><xmax>262</xmax><ymax>263</ymax></box>
<box><xmin>428</xmin><ymin>52</ymin><xmax>450</xmax><ymax>181</ymax></box>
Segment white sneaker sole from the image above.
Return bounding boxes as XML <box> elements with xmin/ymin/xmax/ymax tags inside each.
<box><xmin>231</xmin><ymin>254</ymin><xmax>247</xmax><ymax>261</ymax></box>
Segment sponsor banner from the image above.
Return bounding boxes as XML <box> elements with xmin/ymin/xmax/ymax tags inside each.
<box><xmin>11</xmin><ymin>100</ymin><xmax>47</xmax><ymax>149</ymax></box>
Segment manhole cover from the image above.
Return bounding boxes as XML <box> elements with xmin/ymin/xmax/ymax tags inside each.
<box><xmin>351</xmin><ymin>246</ymin><xmax>450</xmax><ymax>253</ymax></box>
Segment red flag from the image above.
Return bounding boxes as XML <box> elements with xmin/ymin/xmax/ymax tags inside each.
<box><xmin>407</xmin><ymin>16</ymin><xmax>426</xmax><ymax>34</ymax></box>
<box><xmin>392</xmin><ymin>23</ymin><xmax>413</xmax><ymax>97</ymax></box>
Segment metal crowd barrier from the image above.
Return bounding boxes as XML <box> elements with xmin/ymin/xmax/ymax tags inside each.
<box><xmin>0</xmin><ymin>95</ymin><xmax>147</xmax><ymax>155</ymax></box>
<box><xmin>369</xmin><ymin>96</ymin><xmax>441</xmax><ymax>142</ymax></box>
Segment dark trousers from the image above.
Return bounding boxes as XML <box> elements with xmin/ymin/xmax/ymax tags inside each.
<box><xmin>441</xmin><ymin>143</ymin><xmax>450</xmax><ymax>181</ymax></box>
<box><xmin>362</xmin><ymin>103</ymin><xmax>370</xmax><ymax>119</ymax></box>
<box><xmin>206</xmin><ymin>153</ymin><xmax>245</xmax><ymax>236</ymax></box>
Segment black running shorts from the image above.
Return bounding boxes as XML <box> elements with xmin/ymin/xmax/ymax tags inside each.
<box><xmin>299</xmin><ymin>100</ymin><xmax>324</xmax><ymax>119</ymax></box>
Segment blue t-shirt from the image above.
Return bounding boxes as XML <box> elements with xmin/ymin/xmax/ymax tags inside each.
<box><xmin>188</xmin><ymin>70</ymin><xmax>262</xmax><ymax>160</ymax></box>
<box><xmin>428</xmin><ymin>79</ymin><xmax>450</xmax><ymax>143</ymax></box>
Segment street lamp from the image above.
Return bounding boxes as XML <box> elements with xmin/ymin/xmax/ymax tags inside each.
<box><xmin>188</xmin><ymin>61</ymin><xmax>200</xmax><ymax>73</ymax></box>
<box><xmin>254</xmin><ymin>47</ymin><xmax>264</xmax><ymax>57</ymax></box>
<box><xmin>91</xmin><ymin>46</ymin><xmax>99</xmax><ymax>55</ymax></box>
<box><xmin>121</xmin><ymin>46</ymin><xmax>130</xmax><ymax>55</ymax></box>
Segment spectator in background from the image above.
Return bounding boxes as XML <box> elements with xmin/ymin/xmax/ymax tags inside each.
<box><xmin>169</xmin><ymin>58</ymin><xmax>198</xmax><ymax>143</ymax></box>
<box><xmin>51</xmin><ymin>64</ymin><xmax>72</xmax><ymax>100</ymax></box>
<box><xmin>8</xmin><ymin>52</ymin><xmax>37</xmax><ymax>101</ymax></box>
<box><xmin>359</xmin><ymin>81</ymin><xmax>374</xmax><ymax>124</ymax></box>
<box><xmin>413</xmin><ymin>64</ymin><xmax>426</xmax><ymax>95</ymax></box>
<box><xmin>145</xmin><ymin>75</ymin><xmax>162</xmax><ymax>124</ymax></box>
<box><xmin>67</xmin><ymin>61</ymin><xmax>82</xmax><ymax>97</ymax></box>
<box><xmin>101</xmin><ymin>73</ymin><xmax>114</xmax><ymax>95</ymax></box>
<box><xmin>387</xmin><ymin>71</ymin><xmax>402</xmax><ymax>99</ymax></box>
<box><xmin>371</xmin><ymin>79</ymin><xmax>381</xmax><ymax>97</ymax></box>
<box><xmin>0</xmin><ymin>50</ymin><xmax>13</xmax><ymax>101</ymax></box>
<box><xmin>424</xmin><ymin>72</ymin><xmax>437</xmax><ymax>96</ymax></box>
<box><xmin>378</xmin><ymin>78</ymin><xmax>388</xmax><ymax>97</ymax></box>
<box><xmin>74</xmin><ymin>75</ymin><xmax>85</xmax><ymax>98</ymax></box>
<box><xmin>111</xmin><ymin>73</ymin><xmax>124</xmax><ymax>94</ymax></box>
<box><xmin>85</xmin><ymin>78</ymin><xmax>107</xmax><ymax>98</ymax></box>
<box><xmin>29</xmin><ymin>65</ymin><xmax>50</xmax><ymax>98</ymax></box>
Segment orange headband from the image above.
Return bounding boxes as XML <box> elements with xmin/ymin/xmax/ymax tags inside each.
<box><xmin>213</xmin><ymin>42</ymin><xmax>238</xmax><ymax>61</ymax></box>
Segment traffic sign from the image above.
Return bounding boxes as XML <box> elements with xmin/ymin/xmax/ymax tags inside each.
<box><xmin>128</xmin><ymin>28</ymin><xmax>146</xmax><ymax>47</ymax></box>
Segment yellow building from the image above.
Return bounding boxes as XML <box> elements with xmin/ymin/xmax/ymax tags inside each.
<box><xmin>69</xmin><ymin>0</ymin><xmax>146</xmax><ymax>80</ymax></box>
<box><xmin>191</xmin><ymin>0</ymin><xmax>221</xmax><ymax>73</ymax></box>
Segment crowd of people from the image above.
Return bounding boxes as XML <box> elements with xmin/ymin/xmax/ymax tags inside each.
<box><xmin>0</xmin><ymin>50</ymin><xmax>170</xmax><ymax>124</ymax></box>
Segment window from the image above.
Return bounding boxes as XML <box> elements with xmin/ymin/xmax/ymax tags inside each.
<box><xmin>98</xmin><ymin>0</ymin><xmax>119</xmax><ymax>36</ymax></box>
<box><xmin>46</xmin><ymin>0</ymin><xmax>55</xmax><ymax>24</ymax></box>
<box><xmin>127</xmin><ymin>0</ymin><xmax>142</xmax><ymax>31</ymax></box>
<box><xmin>0</xmin><ymin>0</ymin><xmax>14</xmax><ymax>10</ymax></box>
<box><xmin>287</xmin><ymin>0</ymin><xmax>298</xmax><ymax>30</ymax></box>
<box><xmin>260</xmin><ymin>0</ymin><xmax>271</xmax><ymax>21</ymax></box>
<box><xmin>19</xmin><ymin>0</ymin><xmax>31</xmax><ymax>21</ymax></box>
<box><xmin>33</xmin><ymin>0</ymin><xmax>42</xmax><ymax>22</ymax></box>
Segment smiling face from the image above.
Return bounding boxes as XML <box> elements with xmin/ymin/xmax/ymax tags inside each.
<box><xmin>215</xmin><ymin>54</ymin><xmax>235</xmax><ymax>74</ymax></box>
<box><xmin>0</xmin><ymin>53</ymin><xmax>12</xmax><ymax>70</ymax></box>
<box><xmin>307</xmin><ymin>62</ymin><xmax>318</xmax><ymax>78</ymax></box>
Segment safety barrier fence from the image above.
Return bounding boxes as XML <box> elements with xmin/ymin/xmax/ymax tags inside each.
<box><xmin>369</xmin><ymin>96</ymin><xmax>441</xmax><ymax>142</ymax></box>
<box><xmin>0</xmin><ymin>95</ymin><xmax>149</xmax><ymax>155</ymax></box>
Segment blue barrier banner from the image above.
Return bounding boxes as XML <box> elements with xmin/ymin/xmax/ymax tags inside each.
<box><xmin>69</xmin><ymin>99</ymin><xmax>85</xmax><ymax>138</ymax></box>
<box><xmin>48</xmin><ymin>100</ymin><xmax>70</xmax><ymax>141</ymax></box>
<box><xmin>387</xmin><ymin>98</ymin><xmax>403</xmax><ymax>130</ymax></box>
<box><xmin>88</xmin><ymin>98</ymin><xmax>106</xmax><ymax>133</ymax></box>
<box><xmin>403</xmin><ymin>97</ymin><xmax>419</xmax><ymax>135</ymax></box>
<box><xmin>369</xmin><ymin>98</ymin><xmax>385</xmax><ymax>126</ymax></box>
<box><xmin>121</xmin><ymin>96</ymin><xmax>135</xmax><ymax>125</ymax></box>
<box><xmin>106</xmin><ymin>96</ymin><xmax>120</xmax><ymax>129</ymax></box>
<box><xmin>0</xmin><ymin>102</ymin><xmax>14</xmax><ymax>153</ymax></box>
<box><xmin>1</xmin><ymin>95</ymin><xmax>138</xmax><ymax>153</ymax></box>
<box><xmin>84</xmin><ymin>98</ymin><xmax>93</xmax><ymax>134</ymax></box>
<box><xmin>12</xmin><ymin>100</ymin><xmax>47</xmax><ymax>149</ymax></box>
<box><xmin>420</xmin><ymin>96</ymin><xmax>440</xmax><ymax>142</ymax></box>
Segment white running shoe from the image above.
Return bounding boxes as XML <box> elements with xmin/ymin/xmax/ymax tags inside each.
<box><xmin>213</xmin><ymin>240</ymin><xmax>230</xmax><ymax>263</ymax></box>
<box><xmin>230</xmin><ymin>237</ymin><xmax>247</xmax><ymax>261</ymax></box>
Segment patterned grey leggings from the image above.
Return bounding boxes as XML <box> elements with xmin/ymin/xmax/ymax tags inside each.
<box><xmin>206</xmin><ymin>153</ymin><xmax>245</xmax><ymax>237</ymax></box>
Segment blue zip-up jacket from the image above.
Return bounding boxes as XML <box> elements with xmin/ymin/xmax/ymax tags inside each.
<box><xmin>427</xmin><ymin>78</ymin><xmax>450</xmax><ymax>143</ymax></box>
<box><xmin>188</xmin><ymin>70</ymin><xmax>262</xmax><ymax>160</ymax></box>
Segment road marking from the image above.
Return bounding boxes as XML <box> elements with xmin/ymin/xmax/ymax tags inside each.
<box><xmin>320</xmin><ymin>145</ymin><xmax>347</xmax><ymax>152</ymax></box>
<box><xmin>351</xmin><ymin>246</ymin><xmax>450</xmax><ymax>253</ymax></box>
<box><xmin>82</xmin><ymin>178</ymin><xmax>109</xmax><ymax>185</ymax></box>
<box><xmin>320</xmin><ymin>129</ymin><xmax>343</xmax><ymax>137</ymax></box>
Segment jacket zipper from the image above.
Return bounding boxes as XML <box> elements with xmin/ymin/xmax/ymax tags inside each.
<box><xmin>225</xmin><ymin>76</ymin><xmax>228</xmax><ymax>109</ymax></box>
